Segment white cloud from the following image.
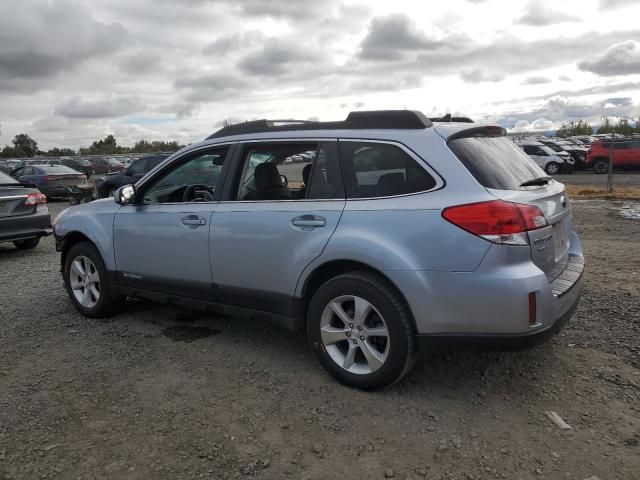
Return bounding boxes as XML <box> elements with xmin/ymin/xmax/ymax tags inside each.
<box><xmin>579</xmin><ymin>40</ymin><xmax>640</xmax><ymax>76</ymax></box>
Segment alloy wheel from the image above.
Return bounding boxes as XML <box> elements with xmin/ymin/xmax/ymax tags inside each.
<box><xmin>319</xmin><ymin>295</ymin><xmax>390</xmax><ymax>375</ymax></box>
<box><xmin>69</xmin><ymin>255</ymin><xmax>100</xmax><ymax>308</ymax></box>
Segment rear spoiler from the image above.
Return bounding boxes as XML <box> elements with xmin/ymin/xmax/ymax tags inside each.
<box><xmin>447</xmin><ymin>126</ymin><xmax>506</xmax><ymax>141</ymax></box>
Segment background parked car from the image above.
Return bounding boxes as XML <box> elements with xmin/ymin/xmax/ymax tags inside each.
<box><xmin>586</xmin><ymin>138</ymin><xmax>640</xmax><ymax>173</ymax></box>
<box><xmin>0</xmin><ymin>170</ymin><xmax>51</xmax><ymax>250</ymax></box>
<box><xmin>534</xmin><ymin>139</ymin><xmax>574</xmax><ymax>166</ymax></box>
<box><xmin>553</xmin><ymin>140</ymin><xmax>589</xmax><ymax>169</ymax></box>
<box><xmin>95</xmin><ymin>154</ymin><xmax>169</xmax><ymax>198</ymax></box>
<box><xmin>59</xmin><ymin>157</ymin><xmax>95</xmax><ymax>178</ymax></box>
<box><xmin>87</xmin><ymin>157</ymin><xmax>125</xmax><ymax>175</ymax></box>
<box><xmin>10</xmin><ymin>164</ymin><xmax>94</xmax><ymax>200</ymax></box>
<box><xmin>517</xmin><ymin>141</ymin><xmax>574</xmax><ymax>174</ymax></box>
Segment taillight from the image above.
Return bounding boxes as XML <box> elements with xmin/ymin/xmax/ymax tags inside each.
<box><xmin>442</xmin><ymin>200</ymin><xmax>548</xmax><ymax>246</ymax></box>
<box><xmin>24</xmin><ymin>193</ymin><xmax>47</xmax><ymax>206</ymax></box>
<box><xmin>42</xmin><ymin>176</ymin><xmax>54</xmax><ymax>182</ymax></box>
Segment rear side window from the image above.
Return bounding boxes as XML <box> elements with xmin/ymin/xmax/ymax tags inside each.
<box><xmin>339</xmin><ymin>142</ymin><xmax>436</xmax><ymax>198</ymax></box>
<box><xmin>448</xmin><ymin>136</ymin><xmax>545</xmax><ymax>190</ymax></box>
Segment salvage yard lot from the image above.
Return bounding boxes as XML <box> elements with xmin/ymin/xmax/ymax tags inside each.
<box><xmin>1</xmin><ymin>177</ymin><xmax>639</xmax><ymax>479</ymax></box>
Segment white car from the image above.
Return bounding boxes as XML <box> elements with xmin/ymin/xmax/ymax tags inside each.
<box><xmin>517</xmin><ymin>141</ymin><xmax>573</xmax><ymax>175</ymax></box>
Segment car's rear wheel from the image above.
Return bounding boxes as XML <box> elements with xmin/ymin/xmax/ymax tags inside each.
<box><xmin>593</xmin><ymin>158</ymin><xmax>609</xmax><ymax>174</ymax></box>
<box><xmin>307</xmin><ymin>271</ymin><xmax>416</xmax><ymax>390</ymax></box>
<box><xmin>64</xmin><ymin>242</ymin><xmax>118</xmax><ymax>318</ymax></box>
<box><xmin>544</xmin><ymin>162</ymin><xmax>560</xmax><ymax>175</ymax></box>
<box><xmin>13</xmin><ymin>238</ymin><xmax>40</xmax><ymax>250</ymax></box>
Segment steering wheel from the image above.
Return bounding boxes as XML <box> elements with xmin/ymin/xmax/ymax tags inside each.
<box><xmin>182</xmin><ymin>184</ymin><xmax>214</xmax><ymax>202</ymax></box>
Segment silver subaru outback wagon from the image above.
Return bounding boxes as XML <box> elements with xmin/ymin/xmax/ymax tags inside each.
<box><xmin>53</xmin><ymin>111</ymin><xmax>584</xmax><ymax>390</ymax></box>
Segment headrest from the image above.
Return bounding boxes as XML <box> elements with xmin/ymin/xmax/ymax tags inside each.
<box><xmin>254</xmin><ymin>163</ymin><xmax>282</xmax><ymax>189</ymax></box>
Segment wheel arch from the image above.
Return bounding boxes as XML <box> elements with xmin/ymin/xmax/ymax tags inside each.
<box><xmin>60</xmin><ymin>231</ymin><xmax>97</xmax><ymax>271</ymax></box>
<box><xmin>297</xmin><ymin>259</ymin><xmax>416</xmax><ymax>332</ymax></box>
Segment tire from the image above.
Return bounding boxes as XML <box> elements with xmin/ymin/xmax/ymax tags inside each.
<box><xmin>544</xmin><ymin>162</ymin><xmax>560</xmax><ymax>175</ymax></box>
<box><xmin>63</xmin><ymin>242</ymin><xmax>118</xmax><ymax>318</ymax></box>
<box><xmin>307</xmin><ymin>271</ymin><xmax>417</xmax><ymax>390</ymax></box>
<box><xmin>13</xmin><ymin>238</ymin><xmax>40</xmax><ymax>250</ymax></box>
<box><xmin>593</xmin><ymin>158</ymin><xmax>609</xmax><ymax>174</ymax></box>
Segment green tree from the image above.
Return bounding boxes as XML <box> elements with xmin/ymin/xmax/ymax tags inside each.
<box><xmin>131</xmin><ymin>139</ymin><xmax>183</xmax><ymax>153</ymax></box>
<box><xmin>11</xmin><ymin>133</ymin><xmax>38</xmax><ymax>157</ymax></box>
<box><xmin>0</xmin><ymin>146</ymin><xmax>21</xmax><ymax>158</ymax></box>
<box><xmin>79</xmin><ymin>134</ymin><xmax>123</xmax><ymax>155</ymax></box>
<box><xmin>597</xmin><ymin>117</ymin><xmax>615</xmax><ymax>134</ymax></box>
<box><xmin>615</xmin><ymin>119</ymin><xmax>635</xmax><ymax>136</ymax></box>
<box><xmin>47</xmin><ymin>147</ymin><xmax>77</xmax><ymax>156</ymax></box>
<box><xmin>556</xmin><ymin>120</ymin><xmax>593</xmax><ymax>137</ymax></box>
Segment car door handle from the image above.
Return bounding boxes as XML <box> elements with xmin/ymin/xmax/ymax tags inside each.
<box><xmin>181</xmin><ymin>215</ymin><xmax>206</xmax><ymax>226</ymax></box>
<box><xmin>291</xmin><ymin>215</ymin><xmax>325</xmax><ymax>228</ymax></box>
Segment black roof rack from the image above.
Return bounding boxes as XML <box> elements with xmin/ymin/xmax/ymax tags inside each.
<box><xmin>429</xmin><ymin>114</ymin><xmax>474</xmax><ymax>123</ymax></box>
<box><xmin>207</xmin><ymin>110</ymin><xmax>433</xmax><ymax>139</ymax></box>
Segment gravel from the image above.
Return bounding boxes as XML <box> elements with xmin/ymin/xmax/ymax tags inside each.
<box><xmin>0</xmin><ymin>192</ymin><xmax>639</xmax><ymax>480</ymax></box>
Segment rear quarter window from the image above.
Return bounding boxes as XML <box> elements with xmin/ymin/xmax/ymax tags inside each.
<box><xmin>339</xmin><ymin>141</ymin><xmax>437</xmax><ymax>198</ymax></box>
<box><xmin>448</xmin><ymin>136</ymin><xmax>545</xmax><ymax>190</ymax></box>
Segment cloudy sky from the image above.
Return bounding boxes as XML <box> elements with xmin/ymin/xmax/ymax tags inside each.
<box><xmin>1</xmin><ymin>0</ymin><xmax>640</xmax><ymax>150</ymax></box>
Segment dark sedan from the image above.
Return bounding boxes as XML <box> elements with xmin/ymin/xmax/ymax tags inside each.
<box><xmin>0</xmin><ymin>171</ymin><xmax>52</xmax><ymax>250</ymax></box>
<box><xmin>95</xmin><ymin>154</ymin><xmax>169</xmax><ymax>198</ymax></box>
<box><xmin>59</xmin><ymin>157</ymin><xmax>95</xmax><ymax>178</ymax></box>
<box><xmin>10</xmin><ymin>164</ymin><xmax>94</xmax><ymax>200</ymax></box>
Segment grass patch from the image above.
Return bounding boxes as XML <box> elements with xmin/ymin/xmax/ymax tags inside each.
<box><xmin>566</xmin><ymin>184</ymin><xmax>640</xmax><ymax>200</ymax></box>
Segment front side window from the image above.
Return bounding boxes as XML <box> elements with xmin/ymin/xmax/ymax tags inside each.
<box><xmin>235</xmin><ymin>142</ymin><xmax>343</xmax><ymax>201</ymax></box>
<box><xmin>143</xmin><ymin>147</ymin><xmax>228</xmax><ymax>204</ymax></box>
<box><xmin>339</xmin><ymin>141</ymin><xmax>437</xmax><ymax>198</ymax></box>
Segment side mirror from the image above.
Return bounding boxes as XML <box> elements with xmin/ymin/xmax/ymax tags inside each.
<box><xmin>114</xmin><ymin>184</ymin><xmax>136</xmax><ymax>205</ymax></box>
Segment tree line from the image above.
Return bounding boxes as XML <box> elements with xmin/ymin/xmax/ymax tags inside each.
<box><xmin>556</xmin><ymin>117</ymin><xmax>640</xmax><ymax>137</ymax></box>
<box><xmin>0</xmin><ymin>133</ymin><xmax>184</xmax><ymax>158</ymax></box>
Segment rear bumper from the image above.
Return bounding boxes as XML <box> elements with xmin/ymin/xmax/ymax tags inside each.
<box><xmin>385</xmin><ymin>231</ymin><xmax>585</xmax><ymax>350</ymax></box>
<box><xmin>416</xmin><ymin>275</ymin><xmax>582</xmax><ymax>352</ymax></box>
<box><xmin>0</xmin><ymin>207</ymin><xmax>52</xmax><ymax>243</ymax></box>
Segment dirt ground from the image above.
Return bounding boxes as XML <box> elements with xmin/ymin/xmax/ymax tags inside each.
<box><xmin>1</xmin><ymin>190</ymin><xmax>639</xmax><ymax>479</ymax></box>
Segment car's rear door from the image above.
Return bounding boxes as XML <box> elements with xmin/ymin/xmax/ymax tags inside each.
<box><xmin>113</xmin><ymin>145</ymin><xmax>233</xmax><ymax>299</ymax></box>
<box><xmin>210</xmin><ymin>140</ymin><xmax>345</xmax><ymax>317</ymax></box>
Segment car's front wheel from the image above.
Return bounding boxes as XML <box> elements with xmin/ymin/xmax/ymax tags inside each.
<box><xmin>307</xmin><ymin>271</ymin><xmax>417</xmax><ymax>390</ymax></box>
<box><xmin>64</xmin><ymin>242</ymin><xmax>118</xmax><ymax>318</ymax></box>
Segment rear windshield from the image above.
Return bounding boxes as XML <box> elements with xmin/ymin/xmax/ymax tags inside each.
<box><xmin>37</xmin><ymin>165</ymin><xmax>82</xmax><ymax>175</ymax></box>
<box><xmin>0</xmin><ymin>171</ymin><xmax>18</xmax><ymax>184</ymax></box>
<box><xmin>448</xmin><ymin>136</ymin><xmax>546</xmax><ymax>190</ymax></box>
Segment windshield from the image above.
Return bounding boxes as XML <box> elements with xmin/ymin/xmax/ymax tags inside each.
<box><xmin>543</xmin><ymin>143</ymin><xmax>563</xmax><ymax>152</ymax></box>
<box><xmin>540</xmin><ymin>146</ymin><xmax>559</xmax><ymax>156</ymax></box>
<box><xmin>448</xmin><ymin>136</ymin><xmax>546</xmax><ymax>190</ymax></box>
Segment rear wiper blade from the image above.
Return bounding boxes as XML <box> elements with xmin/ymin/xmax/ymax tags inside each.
<box><xmin>520</xmin><ymin>176</ymin><xmax>552</xmax><ymax>187</ymax></box>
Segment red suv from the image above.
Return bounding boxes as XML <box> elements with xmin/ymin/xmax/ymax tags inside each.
<box><xmin>587</xmin><ymin>138</ymin><xmax>640</xmax><ymax>173</ymax></box>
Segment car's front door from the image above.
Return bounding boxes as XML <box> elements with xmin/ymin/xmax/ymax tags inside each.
<box><xmin>113</xmin><ymin>145</ymin><xmax>233</xmax><ymax>299</ymax></box>
<box><xmin>211</xmin><ymin>140</ymin><xmax>345</xmax><ymax>317</ymax></box>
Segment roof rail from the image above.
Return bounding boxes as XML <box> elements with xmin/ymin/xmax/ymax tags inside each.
<box><xmin>429</xmin><ymin>114</ymin><xmax>475</xmax><ymax>123</ymax></box>
<box><xmin>207</xmin><ymin>110</ymin><xmax>433</xmax><ymax>139</ymax></box>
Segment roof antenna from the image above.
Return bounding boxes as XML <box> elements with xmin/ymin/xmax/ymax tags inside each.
<box><xmin>441</xmin><ymin>113</ymin><xmax>452</xmax><ymax>122</ymax></box>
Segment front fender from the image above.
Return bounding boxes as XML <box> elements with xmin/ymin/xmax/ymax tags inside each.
<box><xmin>54</xmin><ymin>200</ymin><xmax>119</xmax><ymax>271</ymax></box>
